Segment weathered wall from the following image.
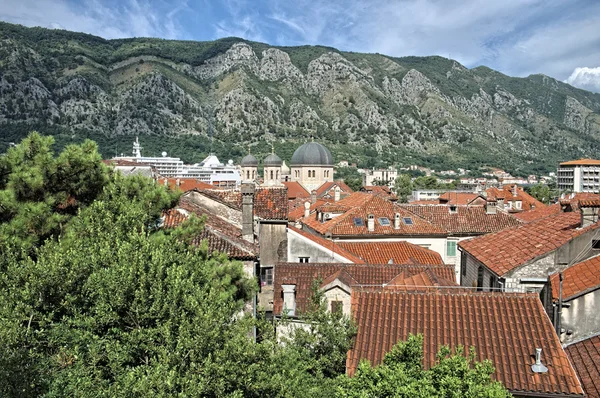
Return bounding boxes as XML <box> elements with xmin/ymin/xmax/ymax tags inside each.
<box><xmin>288</xmin><ymin>229</ymin><xmax>354</xmax><ymax>263</ymax></box>
<box><xmin>259</xmin><ymin>222</ymin><xmax>287</xmax><ymax>266</ymax></box>
<box><xmin>460</xmin><ymin>253</ymin><xmax>497</xmax><ymax>291</ymax></box>
<box><xmin>184</xmin><ymin>190</ymin><xmax>242</xmax><ymax>227</ymax></box>
<box><xmin>323</xmin><ymin>286</ymin><xmax>352</xmax><ymax>316</ymax></box>
<box><xmin>561</xmin><ymin>290</ymin><xmax>600</xmax><ymax>344</ymax></box>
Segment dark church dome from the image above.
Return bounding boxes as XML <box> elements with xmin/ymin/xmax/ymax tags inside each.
<box><xmin>240</xmin><ymin>154</ymin><xmax>259</xmax><ymax>167</ymax></box>
<box><xmin>291</xmin><ymin>142</ymin><xmax>333</xmax><ymax>166</ymax></box>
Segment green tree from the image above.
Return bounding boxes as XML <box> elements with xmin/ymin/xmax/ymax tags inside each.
<box><xmin>413</xmin><ymin>175</ymin><xmax>440</xmax><ymax>190</ymax></box>
<box><xmin>395</xmin><ymin>174</ymin><xmax>413</xmax><ymax>203</ymax></box>
<box><xmin>337</xmin><ymin>334</ymin><xmax>510</xmax><ymax>397</ymax></box>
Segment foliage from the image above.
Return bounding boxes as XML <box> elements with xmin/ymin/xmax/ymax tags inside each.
<box><xmin>337</xmin><ymin>334</ymin><xmax>511</xmax><ymax>398</ymax></box>
<box><xmin>395</xmin><ymin>174</ymin><xmax>413</xmax><ymax>203</ymax></box>
<box><xmin>527</xmin><ymin>183</ymin><xmax>552</xmax><ymax>204</ymax></box>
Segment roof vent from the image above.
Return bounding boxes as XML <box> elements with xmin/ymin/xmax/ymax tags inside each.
<box><xmin>531</xmin><ymin>348</ymin><xmax>548</xmax><ymax>373</ymax></box>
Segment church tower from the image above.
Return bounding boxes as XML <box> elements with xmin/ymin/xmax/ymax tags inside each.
<box><xmin>240</xmin><ymin>147</ymin><xmax>259</xmax><ymax>183</ymax></box>
<box><xmin>263</xmin><ymin>145</ymin><xmax>283</xmax><ymax>187</ymax></box>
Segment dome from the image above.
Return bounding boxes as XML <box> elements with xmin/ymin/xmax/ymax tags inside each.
<box><xmin>291</xmin><ymin>142</ymin><xmax>333</xmax><ymax>166</ymax></box>
<box><xmin>241</xmin><ymin>154</ymin><xmax>258</xmax><ymax>167</ymax></box>
<box><xmin>264</xmin><ymin>152</ymin><xmax>282</xmax><ymax>166</ymax></box>
<box><xmin>281</xmin><ymin>160</ymin><xmax>290</xmax><ymax>175</ymax></box>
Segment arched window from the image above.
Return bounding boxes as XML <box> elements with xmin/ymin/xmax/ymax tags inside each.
<box><xmin>270</xmin><ymin>170</ymin><xmax>274</xmax><ymax>180</ymax></box>
<box><xmin>276</xmin><ymin>170</ymin><xmax>279</xmax><ymax>179</ymax></box>
<box><xmin>246</xmin><ymin>170</ymin><xmax>250</xmax><ymax>179</ymax></box>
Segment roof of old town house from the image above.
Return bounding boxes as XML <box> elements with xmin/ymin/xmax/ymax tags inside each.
<box><xmin>189</xmin><ymin>187</ymin><xmax>288</xmax><ymax>220</ymax></box>
<box><xmin>361</xmin><ymin>185</ymin><xmax>398</xmax><ymax>200</ymax></box>
<box><xmin>158</xmin><ymin>177</ymin><xmax>216</xmax><ymax>192</ymax></box>
<box><xmin>288</xmin><ymin>198</ymin><xmax>330</xmax><ymax>222</ymax></box>
<box><xmin>513</xmin><ymin>202</ymin><xmax>563</xmax><ymax>222</ymax></box>
<box><xmin>565</xmin><ymin>334</ymin><xmax>600</xmax><ymax>398</ymax></box>
<box><xmin>287</xmin><ymin>225</ymin><xmax>366</xmax><ymax>264</ymax></box>
<box><xmin>273</xmin><ymin>263</ymin><xmax>456</xmax><ymax>315</ymax></box>
<box><xmin>282</xmin><ymin>181</ymin><xmax>310</xmax><ymax>200</ymax></box>
<box><xmin>401</xmin><ymin>204</ymin><xmax>522</xmax><ymax>235</ymax></box>
<box><xmin>300</xmin><ymin>193</ymin><xmax>445</xmax><ymax>237</ymax></box>
<box><xmin>550</xmin><ymin>255</ymin><xmax>600</xmax><ymax>301</ymax></box>
<box><xmin>315</xmin><ymin>180</ymin><xmax>353</xmax><ymax>198</ymax></box>
<box><xmin>438</xmin><ymin>191</ymin><xmax>485</xmax><ymax>205</ymax></box>
<box><xmin>486</xmin><ymin>185</ymin><xmax>545</xmax><ymax>212</ymax></box>
<box><xmin>337</xmin><ymin>241</ymin><xmax>444</xmax><ymax>265</ymax></box>
<box><xmin>348</xmin><ymin>290</ymin><xmax>584</xmax><ymax>396</ymax></box>
<box><xmin>459</xmin><ymin>211</ymin><xmax>600</xmax><ymax>277</ymax></box>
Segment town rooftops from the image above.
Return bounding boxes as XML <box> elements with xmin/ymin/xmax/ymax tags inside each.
<box><xmin>560</xmin><ymin>158</ymin><xmax>600</xmax><ymax>166</ymax></box>
<box><xmin>401</xmin><ymin>204</ymin><xmax>522</xmax><ymax>235</ymax></box>
<box><xmin>348</xmin><ymin>290</ymin><xmax>584</xmax><ymax>396</ymax></box>
<box><xmin>337</xmin><ymin>241</ymin><xmax>444</xmax><ymax>265</ymax></box>
<box><xmin>360</xmin><ymin>185</ymin><xmax>398</xmax><ymax>201</ymax></box>
<box><xmin>550</xmin><ymin>255</ymin><xmax>600</xmax><ymax>301</ymax></box>
<box><xmin>566</xmin><ymin>334</ymin><xmax>600</xmax><ymax>398</ymax></box>
<box><xmin>300</xmin><ymin>192</ymin><xmax>445</xmax><ymax>237</ymax></box>
<box><xmin>273</xmin><ymin>263</ymin><xmax>456</xmax><ymax>315</ymax></box>
<box><xmin>513</xmin><ymin>202</ymin><xmax>562</xmax><ymax>222</ymax></box>
<box><xmin>438</xmin><ymin>191</ymin><xmax>485</xmax><ymax>205</ymax></box>
<box><xmin>282</xmin><ymin>181</ymin><xmax>310</xmax><ymax>200</ymax></box>
<box><xmin>486</xmin><ymin>184</ymin><xmax>545</xmax><ymax>212</ymax></box>
<box><xmin>158</xmin><ymin>177</ymin><xmax>215</xmax><ymax>192</ymax></box>
<box><xmin>315</xmin><ymin>180</ymin><xmax>353</xmax><ymax>199</ymax></box>
<box><xmin>459</xmin><ymin>211</ymin><xmax>600</xmax><ymax>277</ymax></box>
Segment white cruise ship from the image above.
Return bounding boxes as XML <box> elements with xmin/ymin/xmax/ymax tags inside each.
<box><xmin>113</xmin><ymin>137</ymin><xmax>241</xmax><ymax>187</ymax></box>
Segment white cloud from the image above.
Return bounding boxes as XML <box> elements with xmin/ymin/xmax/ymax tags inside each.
<box><xmin>566</xmin><ymin>67</ymin><xmax>600</xmax><ymax>93</ymax></box>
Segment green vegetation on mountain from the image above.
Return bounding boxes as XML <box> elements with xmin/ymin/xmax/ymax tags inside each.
<box><xmin>1</xmin><ymin>21</ymin><xmax>600</xmax><ymax>175</ymax></box>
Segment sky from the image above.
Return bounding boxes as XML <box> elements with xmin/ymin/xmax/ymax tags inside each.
<box><xmin>1</xmin><ymin>0</ymin><xmax>600</xmax><ymax>92</ymax></box>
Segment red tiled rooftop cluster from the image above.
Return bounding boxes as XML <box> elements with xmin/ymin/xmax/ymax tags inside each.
<box><xmin>348</xmin><ymin>290</ymin><xmax>584</xmax><ymax>396</ymax></box>
<box><xmin>287</xmin><ymin>225</ymin><xmax>365</xmax><ymax>264</ymax></box>
<box><xmin>337</xmin><ymin>241</ymin><xmax>444</xmax><ymax>265</ymax></box>
<box><xmin>438</xmin><ymin>192</ymin><xmax>484</xmax><ymax>205</ymax></box>
<box><xmin>282</xmin><ymin>181</ymin><xmax>309</xmax><ymax>200</ymax></box>
<box><xmin>550</xmin><ymin>255</ymin><xmax>600</xmax><ymax>301</ymax></box>
<box><xmin>566</xmin><ymin>335</ymin><xmax>600</xmax><ymax>397</ymax></box>
<box><xmin>158</xmin><ymin>177</ymin><xmax>215</xmax><ymax>192</ymax></box>
<box><xmin>459</xmin><ymin>212</ymin><xmax>600</xmax><ymax>276</ymax></box>
<box><xmin>486</xmin><ymin>185</ymin><xmax>545</xmax><ymax>211</ymax></box>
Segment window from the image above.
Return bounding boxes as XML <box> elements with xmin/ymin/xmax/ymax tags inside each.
<box><xmin>246</xmin><ymin>170</ymin><xmax>250</xmax><ymax>179</ymax></box>
<box><xmin>402</xmin><ymin>217</ymin><xmax>413</xmax><ymax>225</ymax></box>
<box><xmin>260</xmin><ymin>267</ymin><xmax>273</xmax><ymax>286</ymax></box>
<box><xmin>489</xmin><ymin>275</ymin><xmax>495</xmax><ymax>291</ymax></box>
<box><xmin>461</xmin><ymin>255</ymin><xmax>467</xmax><ymax>277</ymax></box>
<box><xmin>270</xmin><ymin>170</ymin><xmax>274</xmax><ymax>180</ymax></box>
<box><xmin>449</xmin><ymin>205</ymin><xmax>457</xmax><ymax>214</ymax></box>
<box><xmin>298</xmin><ymin>257</ymin><xmax>310</xmax><ymax>263</ymax></box>
<box><xmin>477</xmin><ymin>266</ymin><xmax>484</xmax><ymax>292</ymax></box>
<box><xmin>515</xmin><ymin>201</ymin><xmax>522</xmax><ymax>210</ymax></box>
<box><xmin>330</xmin><ymin>301</ymin><xmax>343</xmax><ymax>313</ymax></box>
<box><xmin>378</xmin><ymin>217</ymin><xmax>390</xmax><ymax>226</ymax></box>
<box><xmin>353</xmin><ymin>217</ymin><xmax>364</xmax><ymax>227</ymax></box>
<box><xmin>593</xmin><ymin>240</ymin><xmax>600</xmax><ymax>249</ymax></box>
<box><xmin>446</xmin><ymin>241</ymin><xmax>457</xmax><ymax>257</ymax></box>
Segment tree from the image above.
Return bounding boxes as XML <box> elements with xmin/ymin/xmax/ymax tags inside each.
<box><xmin>337</xmin><ymin>334</ymin><xmax>510</xmax><ymax>397</ymax></box>
<box><xmin>395</xmin><ymin>174</ymin><xmax>413</xmax><ymax>203</ymax></box>
<box><xmin>413</xmin><ymin>176</ymin><xmax>440</xmax><ymax>190</ymax></box>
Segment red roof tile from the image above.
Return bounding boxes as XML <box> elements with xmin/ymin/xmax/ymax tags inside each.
<box><xmin>550</xmin><ymin>255</ymin><xmax>600</xmax><ymax>301</ymax></box>
<box><xmin>401</xmin><ymin>204</ymin><xmax>522</xmax><ymax>235</ymax></box>
<box><xmin>438</xmin><ymin>192</ymin><xmax>484</xmax><ymax>205</ymax></box>
<box><xmin>337</xmin><ymin>241</ymin><xmax>444</xmax><ymax>265</ymax></box>
<box><xmin>361</xmin><ymin>186</ymin><xmax>398</xmax><ymax>201</ymax></box>
<box><xmin>566</xmin><ymin>334</ymin><xmax>600</xmax><ymax>397</ymax></box>
<box><xmin>486</xmin><ymin>185</ymin><xmax>545</xmax><ymax>212</ymax></box>
<box><xmin>300</xmin><ymin>193</ymin><xmax>445</xmax><ymax>237</ymax></box>
<box><xmin>191</xmin><ymin>187</ymin><xmax>288</xmax><ymax>220</ymax></box>
<box><xmin>282</xmin><ymin>181</ymin><xmax>310</xmax><ymax>200</ymax></box>
<box><xmin>315</xmin><ymin>180</ymin><xmax>353</xmax><ymax>198</ymax></box>
<box><xmin>287</xmin><ymin>225</ymin><xmax>366</xmax><ymax>264</ymax></box>
<box><xmin>459</xmin><ymin>212</ymin><xmax>600</xmax><ymax>276</ymax></box>
<box><xmin>348</xmin><ymin>290</ymin><xmax>584</xmax><ymax>396</ymax></box>
<box><xmin>560</xmin><ymin>158</ymin><xmax>600</xmax><ymax>166</ymax></box>
<box><xmin>514</xmin><ymin>203</ymin><xmax>563</xmax><ymax>222</ymax></box>
<box><xmin>288</xmin><ymin>198</ymin><xmax>330</xmax><ymax>222</ymax></box>
<box><xmin>273</xmin><ymin>263</ymin><xmax>456</xmax><ymax>314</ymax></box>
<box><xmin>158</xmin><ymin>177</ymin><xmax>216</xmax><ymax>191</ymax></box>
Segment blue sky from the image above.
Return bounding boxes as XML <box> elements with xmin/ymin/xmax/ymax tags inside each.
<box><xmin>2</xmin><ymin>0</ymin><xmax>600</xmax><ymax>92</ymax></box>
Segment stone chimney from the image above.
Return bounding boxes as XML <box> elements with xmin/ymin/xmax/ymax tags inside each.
<box><xmin>176</xmin><ymin>178</ymin><xmax>180</xmax><ymax>186</ymax></box>
<box><xmin>304</xmin><ymin>201</ymin><xmax>310</xmax><ymax>218</ymax></box>
<box><xmin>367</xmin><ymin>214</ymin><xmax>375</xmax><ymax>232</ymax></box>
<box><xmin>241</xmin><ymin>183</ymin><xmax>255</xmax><ymax>243</ymax></box>
<box><xmin>282</xmin><ymin>284</ymin><xmax>296</xmax><ymax>316</ymax></box>
<box><xmin>512</xmin><ymin>184</ymin><xmax>518</xmax><ymax>197</ymax></box>
<box><xmin>486</xmin><ymin>198</ymin><xmax>497</xmax><ymax>214</ymax></box>
<box><xmin>394</xmin><ymin>213</ymin><xmax>401</xmax><ymax>229</ymax></box>
<box><xmin>334</xmin><ymin>186</ymin><xmax>341</xmax><ymax>202</ymax></box>
<box><xmin>311</xmin><ymin>190</ymin><xmax>317</xmax><ymax>204</ymax></box>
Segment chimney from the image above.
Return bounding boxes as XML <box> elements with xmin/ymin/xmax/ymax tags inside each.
<box><xmin>334</xmin><ymin>186</ymin><xmax>341</xmax><ymax>202</ymax></box>
<box><xmin>394</xmin><ymin>213</ymin><xmax>401</xmax><ymax>229</ymax></box>
<box><xmin>282</xmin><ymin>284</ymin><xmax>296</xmax><ymax>316</ymax></box>
<box><xmin>512</xmin><ymin>185</ymin><xmax>518</xmax><ymax>197</ymax></box>
<box><xmin>367</xmin><ymin>214</ymin><xmax>375</xmax><ymax>232</ymax></box>
<box><xmin>304</xmin><ymin>201</ymin><xmax>310</xmax><ymax>218</ymax></box>
<box><xmin>176</xmin><ymin>178</ymin><xmax>181</xmax><ymax>187</ymax></box>
<box><xmin>580</xmin><ymin>206</ymin><xmax>599</xmax><ymax>228</ymax></box>
<box><xmin>531</xmin><ymin>348</ymin><xmax>548</xmax><ymax>373</ymax></box>
<box><xmin>310</xmin><ymin>190</ymin><xmax>317</xmax><ymax>204</ymax></box>
<box><xmin>241</xmin><ymin>183</ymin><xmax>255</xmax><ymax>243</ymax></box>
<box><xmin>486</xmin><ymin>199</ymin><xmax>497</xmax><ymax>214</ymax></box>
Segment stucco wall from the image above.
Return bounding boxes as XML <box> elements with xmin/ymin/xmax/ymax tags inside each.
<box><xmin>561</xmin><ymin>290</ymin><xmax>600</xmax><ymax>344</ymax></box>
<box><xmin>291</xmin><ymin>165</ymin><xmax>334</xmax><ymax>191</ymax></box>
<box><xmin>185</xmin><ymin>191</ymin><xmax>242</xmax><ymax>227</ymax></box>
<box><xmin>288</xmin><ymin>229</ymin><xmax>354</xmax><ymax>263</ymax></box>
<box><xmin>259</xmin><ymin>222</ymin><xmax>288</xmax><ymax>266</ymax></box>
<box><xmin>323</xmin><ymin>286</ymin><xmax>352</xmax><ymax>316</ymax></box>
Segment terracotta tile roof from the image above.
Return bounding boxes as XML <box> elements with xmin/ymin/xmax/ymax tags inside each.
<box><xmin>579</xmin><ymin>199</ymin><xmax>600</xmax><ymax>208</ymax></box>
<box><xmin>361</xmin><ymin>186</ymin><xmax>398</xmax><ymax>200</ymax></box>
<box><xmin>514</xmin><ymin>203</ymin><xmax>563</xmax><ymax>222</ymax></box>
<box><xmin>273</xmin><ymin>263</ymin><xmax>456</xmax><ymax>314</ymax></box>
<box><xmin>315</xmin><ymin>180</ymin><xmax>353</xmax><ymax>198</ymax></box>
<box><xmin>566</xmin><ymin>334</ymin><xmax>600</xmax><ymax>397</ymax></box>
<box><xmin>158</xmin><ymin>177</ymin><xmax>216</xmax><ymax>191</ymax></box>
<box><xmin>438</xmin><ymin>192</ymin><xmax>485</xmax><ymax>205</ymax></box>
<box><xmin>192</xmin><ymin>187</ymin><xmax>288</xmax><ymax>220</ymax></box>
<box><xmin>287</xmin><ymin>225</ymin><xmax>366</xmax><ymax>264</ymax></box>
<box><xmin>161</xmin><ymin>201</ymin><xmax>257</xmax><ymax>260</ymax></box>
<box><xmin>550</xmin><ymin>255</ymin><xmax>600</xmax><ymax>301</ymax></box>
<box><xmin>348</xmin><ymin>290</ymin><xmax>584</xmax><ymax>396</ymax></box>
<box><xmin>282</xmin><ymin>181</ymin><xmax>309</xmax><ymax>200</ymax></box>
<box><xmin>401</xmin><ymin>204</ymin><xmax>522</xmax><ymax>235</ymax></box>
<box><xmin>560</xmin><ymin>158</ymin><xmax>600</xmax><ymax>166</ymax></box>
<box><xmin>486</xmin><ymin>185</ymin><xmax>545</xmax><ymax>212</ymax></box>
<box><xmin>337</xmin><ymin>241</ymin><xmax>444</xmax><ymax>265</ymax></box>
<box><xmin>300</xmin><ymin>193</ymin><xmax>445</xmax><ymax>237</ymax></box>
<box><xmin>288</xmin><ymin>198</ymin><xmax>330</xmax><ymax>222</ymax></box>
<box><xmin>459</xmin><ymin>212</ymin><xmax>600</xmax><ymax>277</ymax></box>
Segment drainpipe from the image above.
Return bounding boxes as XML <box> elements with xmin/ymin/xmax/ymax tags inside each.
<box><xmin>555</xmin><ymin>272</ymin><xmax>563</xmax><ymax>337</ymax></box>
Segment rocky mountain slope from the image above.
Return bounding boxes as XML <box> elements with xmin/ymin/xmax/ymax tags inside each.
<box><xmin>1</xmin><ymin>22</ymin><xmax>600</xmax><ymax>174</ymax></box>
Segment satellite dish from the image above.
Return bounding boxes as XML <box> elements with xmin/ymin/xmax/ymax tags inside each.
<box><xmin>162</xmin><ymin>151</ymin><xmax>167</xmax><ymax>157</ymax></box>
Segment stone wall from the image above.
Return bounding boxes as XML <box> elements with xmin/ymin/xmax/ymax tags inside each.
<box><xmin>561</xmin><ymin>290</ymin><xmax>600</xmax><ymax>344</ymax></box>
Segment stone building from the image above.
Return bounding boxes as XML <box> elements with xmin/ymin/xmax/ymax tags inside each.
<box><xmin>240</xmin><ymin>152</ymin><xmax>258</xmax><ymax>183</ymax></box>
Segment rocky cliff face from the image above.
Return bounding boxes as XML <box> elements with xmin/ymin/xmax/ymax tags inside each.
<box><xmin>1</xmin><ymin>22</ymin><xmax>600</xmax><ymax>171</ymax></box>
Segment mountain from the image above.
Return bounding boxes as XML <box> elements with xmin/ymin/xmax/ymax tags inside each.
<box><xmin>1</xmin><ymin>21</ymin><xmax>600</xmax><ymax>175</ymax></box>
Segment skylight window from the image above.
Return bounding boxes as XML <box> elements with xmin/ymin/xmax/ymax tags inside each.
<box><xmin>353</xmin><ymin>217</ymin><xmax>364</xmax><ymax>227</ymax></box>
<box><xmin>378</xmin><ymin>217</ymin><xmax>390</xmax><ymax>226</ymax></box>
<box><xmin>402</xmin><ymin>217</ymin><xmax>413</xmax><ymax>225</ymax></box>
